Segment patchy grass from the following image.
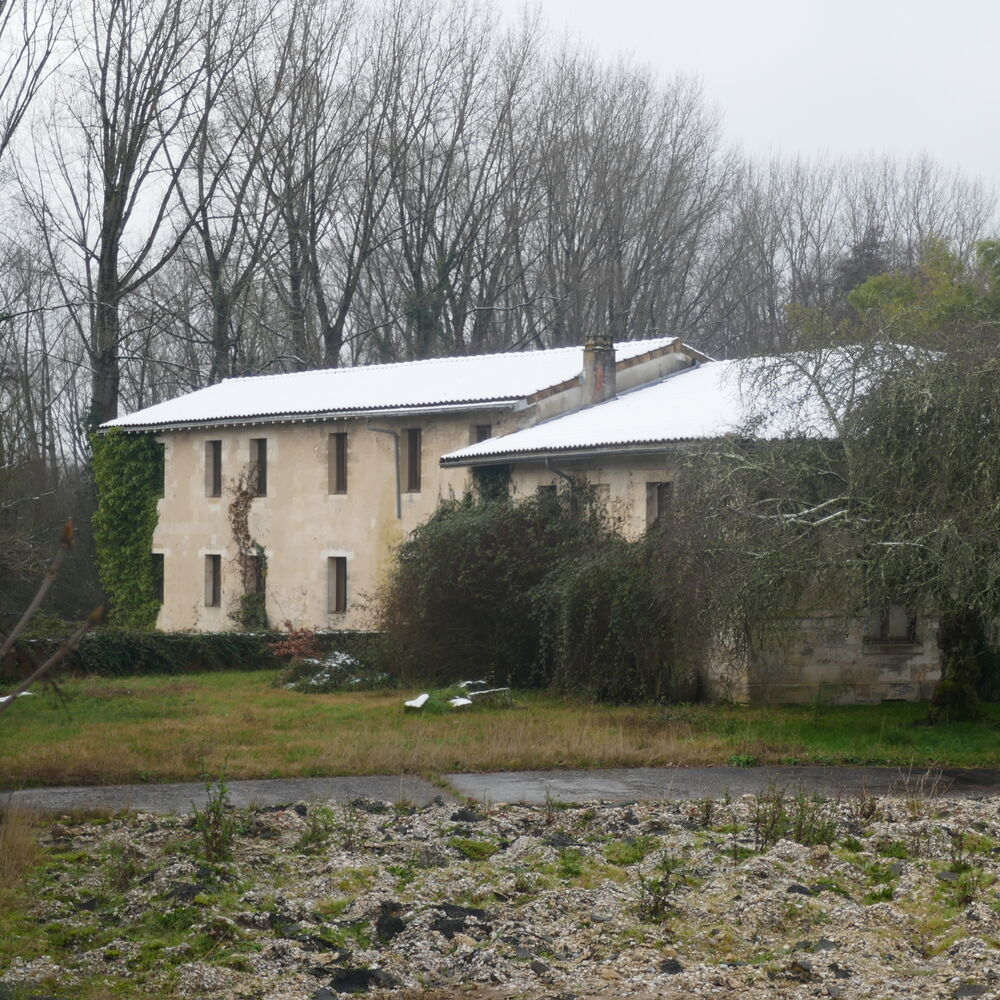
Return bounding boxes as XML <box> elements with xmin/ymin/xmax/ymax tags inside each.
<box><xmin>0</xmin><ymin>672</ymin><xmax>999</xmax><ymax>788</ymax></box>
<box><xmin>0</xmin><ymin>805</ymin><xmax>41</xmax><ymax>891</ymax></box>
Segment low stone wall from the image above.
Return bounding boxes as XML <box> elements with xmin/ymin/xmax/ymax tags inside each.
<box><xmin>703</xmin><ymin>615</ymin><xmax>940</xmax><ymax>705</ymax></box>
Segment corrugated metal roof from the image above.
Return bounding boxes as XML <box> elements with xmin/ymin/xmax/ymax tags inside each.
<box><xmin>102</xmin><ymin>338</ymin><xmax>680</xmax><ymax>431</ymax></box>
<box><xmin>441</xmin><ymin>356</ymin><xmax>839</xmax><ymax>464</ymax></box>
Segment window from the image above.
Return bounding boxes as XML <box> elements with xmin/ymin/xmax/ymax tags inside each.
<box><xmin>402</xmin><ymin>428</ymin><xmax>421</xmax><ymax>492</ymax></box>
<box><xmin>327</xmin><ymin>556</ymin><xmax>347</xmax><ymax>614</ymax></box>
<box><xmin>328</xmin><ymin>432</ymin><xmax>348</xmax><ymax>493</ymax></box>
<box><xmin>152</xmin><ymin>553</ymin><xmax>164</xmax><ymax>603</ymax></box>
<box><xmin>204</xmin><ymin>554</ymin><xmax>222</xmax><ymax>607</ymax></box>
<box><xmin>205</xmin><ymin>440</ymin><xmax>222</xmax><ymax>497</ymax></box>
<box><xmin>250</xmin><ymin>438</ymin><xmax>267</xmax><ymax>497</ymax></box>
<box><xmin>247</xmin><ymin>553</ymin><xmax>266</xmax><ymax>598</ymax></box>
<box><xmin>646</xmin><ymin>481</ymin><xmax>673</xmax><ymax>528</ymax></box>
<box><xmin>472</xmin><ymin>423</ymin><xmax>492</xmax><ymax>444</ymax></box>
<box><xmin>536</xmin><ymin>484</ymin><xmax>557</xmax><ymax>498</ymax></box>
<box><xmin>865</xmin><ymin>603</ymin><xmax>917</xmax><ymax>644</ymax></box>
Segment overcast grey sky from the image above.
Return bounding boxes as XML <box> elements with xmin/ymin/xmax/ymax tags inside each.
<box><xmin>495</xmin><ymin>0</ymin><xmax>999</xmax><ymax>189</ymax></box>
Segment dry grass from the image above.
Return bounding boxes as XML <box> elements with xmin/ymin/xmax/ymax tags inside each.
<box><xmin>1</xmin><ymin>671</ymin><xmax>998</xmax><ymax>788</ymax></box>
<box><xmin>0</xmin><ymin>804</ymin><xmax>41</xmax><ymax>892</ymax></box>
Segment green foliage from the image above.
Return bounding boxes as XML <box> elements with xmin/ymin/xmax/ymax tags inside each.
<box><xmin>604</xmin><ymin>835</ymin><xmax>658</xmax><ymax>866</ymax></box>
<box><xmin>448</xmin><ymin>837</ymin><xmax>499</xmax><ymax>861</ymax></box>
<box><xmin>636</xmin><ymin>853</ymin><xmax>689</xmax><ymax>921</ymax></box>
<box><xmin>192</xmin><ymin>773</ymin><xmax>238</xmax><ymax>862</ymax></box>
<box><xmin>377</xmin><ymin>490</ymin><xmax>694</xmax><ymax>701</ymax></box>
<box><xmin>6</xmin><ymin>628</ymin><xmax>279</xmax><ymax>678</ymax></box>
<box><xmin>295</xmin><ymin>805</ymin><xmax>336</xmax><ymax>853</ymax></box>
<box><xmin>228</xmin><ymin>473</ymin><xmax>269</xmax><ymax>631</ymax></box>
<box><xmin>534</xmin><ymin>530</ymin><xmax>689</xmax><ymax>701</ymax></box>
<box><xmin>91</xmin><ymin>429</ymin><xmax>163</xmax><ymax>629</ymax></box>
<box><xmin>275</xmin><ymin>649</ymin><xmax>393</xmax><ymax>693</ymax></box>
<box><xmin>750</xmin><ymin>786</ymin><xmax>838</xmax><ymax>851</ymax></box>
<box><xmin>3</xmin><ymin>628</ymin><xmax>372</xmax><ymax>680</ymax></box>
<box><xmin>378</xmin><ymin>490</ymin><xmax>604</xmax><ymax>689</ymax></box>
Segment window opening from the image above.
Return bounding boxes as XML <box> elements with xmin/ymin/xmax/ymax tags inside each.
<box><xmin>250</xmin><ymin>438</ymin><xmax>267</xmax><ymax>497</ymax></box>
<box><xmin>329</xmin><ymin>432</ymin><xmax>348</xmax><ymax>493</ymax></box>
<box><xmin>205</xmin><ymin>554</ymin><xmax>222</xmax><ymax>607</ymax></box>
<box><xmin>328</xmin><ymin>556</ymin><xmax>347</xmax><ymax>614</ymax></box>
<box><xmin>205</xmin><ymin>441</ymin><xmax>222</xmax><ymax>497</ymax></box>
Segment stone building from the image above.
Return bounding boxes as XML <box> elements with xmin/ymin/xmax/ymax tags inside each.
<box><xmin>102</xmin><ymin>337</ymin><xmax>700</xmax><ymax>633</ymax></box>
<box><xmin>102</xmin><ymin>337</ymin><xmax>940</xmax><ymax>703</ymax></box>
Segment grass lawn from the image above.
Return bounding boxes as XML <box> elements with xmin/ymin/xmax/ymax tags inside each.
<box><xmin>1</xmin><ymin>671</ymin><xmax>999</xmax><ymax>789</ymax></box>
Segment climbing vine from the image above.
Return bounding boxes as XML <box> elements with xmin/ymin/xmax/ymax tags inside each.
<box><xmin>227</xmin><ymin>469</ymin><xmax>268</xmax><ymax>630</ymax></box>
<box><xmin>91</xmin><ymin>429</ymin><xmax>163</xmax><ymax>630</ymax></box>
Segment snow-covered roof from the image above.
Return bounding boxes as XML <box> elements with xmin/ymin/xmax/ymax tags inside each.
<box><xmin>103</xmin><ymin>338</ymin><xmax>683</xmax><ymax>431</ymax></box>
<box><xmin>441</xmin><ymin>354</ymin><xmax>841</xmax><ymax>465</ymax></box>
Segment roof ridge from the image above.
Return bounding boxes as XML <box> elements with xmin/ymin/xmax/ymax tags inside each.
<box><xmin>218</xmin><ymin>337</ymin><xmax>676</xmax><ymax>386</ymax></box>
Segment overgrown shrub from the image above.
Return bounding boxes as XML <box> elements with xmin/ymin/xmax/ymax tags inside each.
<box><xmin>377</xmin><ymin>490</ymin><xmax>695</xmax><ymax>701</ymax></box>
<box><xmin>535</xmin><ymin>532</ymin><xmax>691</xmax><ymax>701</ymax></box>
<box><xmin>376</xmin><ymin>490</ymin><xmax>609</xmax><ymax>689</ymax></box>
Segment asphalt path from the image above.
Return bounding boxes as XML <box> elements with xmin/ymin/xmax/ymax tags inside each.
<box><xmin>4</xmin><ymin>764</ymin><xmax>1000</xmax><ymax>814</ymax></box>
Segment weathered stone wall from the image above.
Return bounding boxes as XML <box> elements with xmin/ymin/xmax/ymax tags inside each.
<box><xmin>702</xmin><ymin>614</ymin><xmax>940</xmax><ymax>705</ymax></box>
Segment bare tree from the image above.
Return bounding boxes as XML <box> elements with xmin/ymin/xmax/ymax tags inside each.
<box><xmin>0</xmin><ymin>0</ymin><xmax>65</xmax><ymax>167</ymax></box>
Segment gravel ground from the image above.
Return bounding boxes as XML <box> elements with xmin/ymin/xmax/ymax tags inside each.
<box><xmin>4</xmin><ymin>788</ymin><xmax>1000</xmax><ymax>999</ymax></box>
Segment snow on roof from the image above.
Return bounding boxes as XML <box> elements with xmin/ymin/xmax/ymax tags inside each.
<box><xmin>103</xmin><ymin>338</ymin><xmax>680</xmax><ymax>431</ymax></box>
<box><xmin>442</xmin><ymin>354</ymin><xmax>841</xmax><ymax>465</ymax></box>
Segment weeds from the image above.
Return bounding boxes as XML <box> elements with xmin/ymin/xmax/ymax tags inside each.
<box><xmin>192</xmin><ymin>773</ymin><xmax>238</xmax><ymax>862</ymax></box>
<box><xmin>946</xmin><ymin>830</ymin><xmax>972</xmax><ymax>873</ymax></box>
<box><xmin>695</xmin><ymin>796</ymin><xmax>715</xmax><ymax>828</ymax></box>
<box><xmin>104</xmin><ymin>842</ymin><xmax>143</xmax><ymax>894</ymax></box>
<box><xmin>636</xmin><ymin>852</ymin><xmax>688</xmax><ymax>921</ymax></box>
<box><xmin>750</xmin><ymin>786</ymin><xmax>837</xmax><ymax>852</ymax></box>
<box><xmin>295</xmin><ymin>805</ymin><xmax>336</xmax><ymax>853</ymax></box>
<box><xmin>946</xmin><ymin>869</ymin><xmax>991</xmax><ymax>907</ymax></box>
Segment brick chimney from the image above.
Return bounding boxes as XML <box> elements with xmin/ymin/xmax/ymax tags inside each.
<box><xmin>581</xmin><ymin>335</ymin><xmax>616</xmax><ymax>405</ymax></box>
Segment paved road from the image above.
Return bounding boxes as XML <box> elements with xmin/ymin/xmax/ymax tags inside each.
<box><xmin>0</xmin><ymin>775</ymin><xmax>449</xmax><ymax>815</ymax></box>
<box><xmin>446</xmin><ymin>764</ymin><xmax>1000</xmax><ymax>804</ymax></box>
<box><xmin>4</xmin><ymin>764</ymin><xmax>1000</xmax><ymax>814</ymax></box>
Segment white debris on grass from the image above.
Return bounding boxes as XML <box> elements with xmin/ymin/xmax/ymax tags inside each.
<box><xmin>448</xmin><ymin>697</ymin><xmax>473</xmax><ymax>708</ymax></box>
<box><xmin>0</xmin><ymin>691</ymin><xmax>34</xmax><ymax>704</ymax></box>
<box><xmin>404</xmin><ymin>693</ymin><xmax>429</xmax><ymax>709</ymax></box>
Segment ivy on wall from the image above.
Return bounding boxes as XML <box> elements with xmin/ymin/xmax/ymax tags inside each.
<box><xmin>91</xmin><ymin>429</ymin><xmax>163</xmax><ymax>630</ymax></box>
<box><xmin>228</xmin><ymin>469</ymin><xmax>269</xmax><ymax>630</ymax></box>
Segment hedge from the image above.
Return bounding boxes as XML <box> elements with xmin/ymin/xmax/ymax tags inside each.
<box><xmin>1</xmin><ymin>628</ymin><xmax>374</xmax><ymax>681</ymax></box>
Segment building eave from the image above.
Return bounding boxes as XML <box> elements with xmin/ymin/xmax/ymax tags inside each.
<box><xmin>100</xmin><ymin>399</ymin><xmax>522</xmax><ymax>434</ymax></box>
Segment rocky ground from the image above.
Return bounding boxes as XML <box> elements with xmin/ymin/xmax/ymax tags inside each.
<box><xmin>3</xmin><ymin>784</ymin><xmax>1000</xmax><ymax>999</ymax></box>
